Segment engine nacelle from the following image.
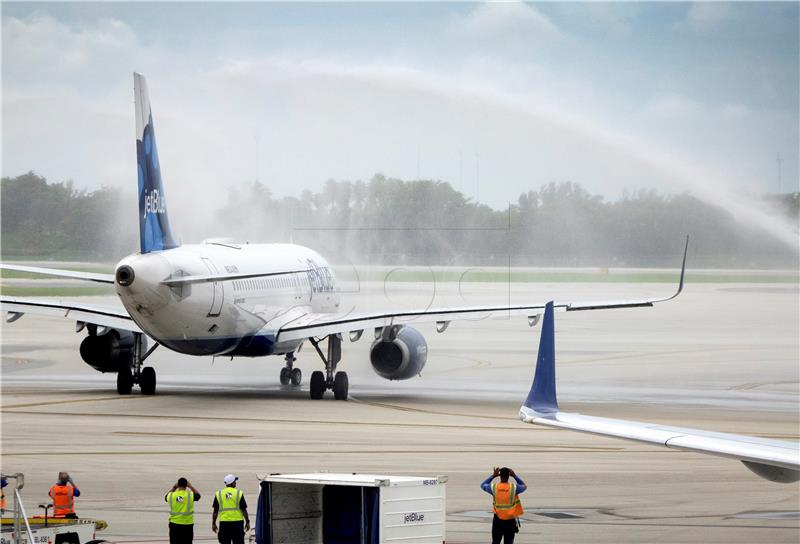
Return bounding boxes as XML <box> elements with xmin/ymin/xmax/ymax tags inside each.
<box><xmin>80</xmin><ymin>329</ymin><xmax>145</xmax><ymax>373</ymax></box>
<box><xmin>369</xmin><ymin>326</ymin><xmax>428</xmax><ymax>380</ymax></box>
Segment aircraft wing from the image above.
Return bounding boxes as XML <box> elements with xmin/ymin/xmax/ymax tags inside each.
<box><xmin>275</xmin><ymin>237</ymin><xmax>688</xmax><ymax>342</ymax></box>
<box><xmin>518</xmin><ymin>301</ymin><xmax>800</xmax><ymax>483</ymax></box>
<box><xmin>1</xmin><ymin>296</ymin><xmax>141</xmax><ymax>333</ymax></box>
<box><xmin>0</xmin><ymin>264</ymin><xmax>115</xmax><ymax>284</ymax></box>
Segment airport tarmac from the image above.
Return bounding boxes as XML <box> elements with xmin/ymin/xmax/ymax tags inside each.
<box><xmin>2</xmin><ymin>280</ymin><xmax>799</xmax><ymax>543</ymax></box>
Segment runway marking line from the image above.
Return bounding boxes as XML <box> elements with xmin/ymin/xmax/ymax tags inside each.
<box><xmin>2</xmin><ymin>395</ymin><xmax>145</xmax><ymax>409</ymax></box>
<box><xmin>113</xmin><ymin>431</ymin><xmax>251</xmax><ymax>438</ymax></box>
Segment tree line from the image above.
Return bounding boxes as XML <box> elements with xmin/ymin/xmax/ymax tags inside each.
<box><xmin>2</xmin><ymin>171</ymin><xmax>798</xmax><ymax>267</ymax></box>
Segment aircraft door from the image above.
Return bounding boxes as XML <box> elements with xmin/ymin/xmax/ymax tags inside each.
<box><xmin>201</xmin><ymin>258</ymin><xmax>224</xmax><ymax>317</ymax></box>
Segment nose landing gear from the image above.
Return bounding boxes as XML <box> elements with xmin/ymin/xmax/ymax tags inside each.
<box><xmin>279</xmin><ymin>353</ymin><xmax>302</xmax><ymax>386</ymax></box>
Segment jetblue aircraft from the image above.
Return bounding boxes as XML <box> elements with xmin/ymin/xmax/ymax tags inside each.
<box><xmin>1</xmin><ymin>73</ymin><xmax>686</xmax><ymax>400</ymax></box>
<box><xmin>520</xmin><ymin>302</ymin><xmax>800</xmax><ymax>483</ymax></box>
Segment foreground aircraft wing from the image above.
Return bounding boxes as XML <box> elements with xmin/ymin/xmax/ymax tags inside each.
<box><xmin>518</xmin><ymin>301</ymin><xmax>800</xmax><ymax>483</ymax></box>
<box><xmin>275</xmin><ymin>237</ymin><xmax>688</xmax><ymax>342</ymax></box>
<box><xmin>1</xmin><ymin>296</ymin><xmax>140</xmax><ymax>333</ymax></box>
<box><xmin>0</xmin><ymin>264</ymin><xmax>115</xmax><ymax>284</ymax></box>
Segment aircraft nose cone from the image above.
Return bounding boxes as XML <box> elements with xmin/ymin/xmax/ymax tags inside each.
<box><xmin>116</xmin><ymin>265</ymin><xmax>135</xmax><ymax>287</ymax></box>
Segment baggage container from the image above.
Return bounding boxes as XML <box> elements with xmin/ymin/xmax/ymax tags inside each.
<box><xmin>255</xmin><ymin>473</ymin><xmax>447</xmax><ymax>544</ymax></box>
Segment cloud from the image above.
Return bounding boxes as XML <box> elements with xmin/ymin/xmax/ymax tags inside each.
<box><xmin>446</xmin><ymin>1</ymin><xmax>567</xmax><ymax>57</ymax></box>
<box><xmin>2</xmin><ymin>11</ymin><xmax>139</xmax><ymax>82</ymax></box>
<box><xmin>679</xmin><ymin>2</ymin><xmax>736</xmax><ymax>32</ymax></box>
<box><xmin>642</xmin><ymin>93</ymin><xmax>703</xmax><ymax>118</ymax></box>
<box><xmin>456</xmin><ymin>1</ymin><xmax>561</xmax><ymax>38</ymax></box>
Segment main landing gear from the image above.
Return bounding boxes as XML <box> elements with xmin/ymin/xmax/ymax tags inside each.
<box><xmin>279</xmin><ymin>352</ymin><xmax>302</xmax><ymax>386</ymax></box>
<box><xmin>117</xmin><ymin>332</ymin><xmax>160</xmax><ymax>395</ymax></box>
<box><xmin>308</xmin><ymin>334</ymin><xmax>348</xmax><ymax>400</ymax></box>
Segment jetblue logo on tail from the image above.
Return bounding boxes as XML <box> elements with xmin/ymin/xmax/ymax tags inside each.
<box><xmin>144</xmin><ymin>188</ymin><xmax>167</xmax><ymax>215</ymax></box>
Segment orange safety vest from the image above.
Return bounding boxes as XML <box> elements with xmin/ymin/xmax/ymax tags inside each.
<box><xmin>49</xmin><ymin>485</ymin><xmax>75</xmax><ymax>517</ymax></box>
<box><xmin>491</xmin><ymin>480</ymin><xmax>523</xmax><ymax>520</ymax></box>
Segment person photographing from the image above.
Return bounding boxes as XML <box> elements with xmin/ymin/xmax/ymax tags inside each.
<box><xmin>49</xmin><ymin>472</ymin><xmax>81</xmax><ymax>518</ymax></box>
<box><xmin>481</xmin><ymin>467</ymin><xmax>526</xmax><ymax>544</ymax></box>
<box><xmin>165</xmin><ymin>477</ymin><xmax>201</xmax><ymax>544</ymax></box>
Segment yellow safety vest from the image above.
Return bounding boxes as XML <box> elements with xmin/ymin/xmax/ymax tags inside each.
<box><xmin>166</xmin><ymin>489</ymin><xmax>195</xmax><ymax>525</ymax></box>
<box><xmin>215</xmin><ymin>487</ymin><xmax>244</xmax><ymax>522</ymax></box>
<box><xmin>491</xmin><ymin>480</ymin><xmax>523</xmax><ymax>520</ymax></box>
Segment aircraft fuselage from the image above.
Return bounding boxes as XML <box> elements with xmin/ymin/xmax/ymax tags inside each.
<box><xmin>114</xmin><ymin>242</ymin><xmax>339</xmax><ymax>356</ymax></box>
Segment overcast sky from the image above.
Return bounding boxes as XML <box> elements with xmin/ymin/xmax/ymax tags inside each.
<box><xmin>2</xmin><ymin>2</ymin><xmax>798</xmax><ymax>245</ymax></box>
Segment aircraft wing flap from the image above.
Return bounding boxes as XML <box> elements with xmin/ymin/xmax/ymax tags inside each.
<box><xmin>1</xmin><ymin>297</ymin><xmax>141</xmax><ymax>333</ymax></box>
<box><xmin>0</xmin><ymin>264</ymin><xmax>115</xmax><ymax>284</ymax></box>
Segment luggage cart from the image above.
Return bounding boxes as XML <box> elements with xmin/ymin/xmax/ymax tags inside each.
<box><xmin>255</xmin><ymin>473</ymin><xmax>447</xmax><ymax>544</ymax></box>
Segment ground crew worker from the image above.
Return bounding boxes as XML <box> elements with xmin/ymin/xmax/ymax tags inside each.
<box><xmin>165</xmin><ymin>477</ymin><xmax>201</xmax><ymax>544</ymax></box>
<box><xmin>1</xmin><ymin>476</ymin><xmax>7</xmax><ymax>514</ymax></box>
<box><xmin>49</xmin><ymin>472</ymin><xmax>81</xmax><ymax>519</ymax></box>
<box><xmin>481</xmin><ymin>467</ymin><xmax>527</xmax><ymax>544</ymax></box>
<box><xmin>212</xmin><ymin>474</ymin><xmax>250</xmax><ymax>544</ymax></box>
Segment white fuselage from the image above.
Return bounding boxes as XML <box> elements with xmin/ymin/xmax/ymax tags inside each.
<box><xmin>114</xmin><ymin>241</ymin><xmax>339</xmax><ymax>356</ymax></box>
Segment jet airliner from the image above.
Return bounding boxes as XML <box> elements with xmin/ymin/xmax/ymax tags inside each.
<box><xmin>2</xmin><ymin>73</ymin><xmax>687</xmax><ymax>401</ymax></box>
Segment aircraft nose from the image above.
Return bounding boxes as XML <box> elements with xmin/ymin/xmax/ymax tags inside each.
<box><xmin>116</xmin><ymin>265</ymin><xmax>135</xmax><ymax>287</ymax></box>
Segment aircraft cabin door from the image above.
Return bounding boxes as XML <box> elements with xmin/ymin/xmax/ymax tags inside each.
<box><xmin>201</xmin><ymin>258</ymin><xmax>224</xmax><ymax>317</ymax></box>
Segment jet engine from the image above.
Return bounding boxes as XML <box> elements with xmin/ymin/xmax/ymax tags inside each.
<box><xmin>369</xmin><ymin>326</ymin><xmax>428</xmax><ymax>380</ymax></box>
<box><xmin>80</xmin><ymin>329</ymin><xmax>146</xmax><ymax>373</ymax></box>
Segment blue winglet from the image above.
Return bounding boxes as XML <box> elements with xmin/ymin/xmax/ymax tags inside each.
<box><xmin>523</xmin><ymin>301</ymin><xmax>558</xmax><ymax>412</ymax></box>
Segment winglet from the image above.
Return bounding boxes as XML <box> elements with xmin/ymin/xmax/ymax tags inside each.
<box><xmin>676</xmin><ymin>234</ymin><xmax>688</xmax><ymax>297</ymax></box>
<box><xmin>523</xmin><ymin>301</ymin><xmax>558</xmax><ymax>412</ymax></box>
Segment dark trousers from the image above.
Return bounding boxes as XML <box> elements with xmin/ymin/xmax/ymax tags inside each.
<box><xmin>169</xmin><ymin>522</ymin><xmax>194</xmax><ymax>544</ymax></box>
<box><xmin>217</xmin><ymin>520</ymin><xmax>244</xmax><ymax>544</ymax></box>
<box><xmin>491</xmin><ymin>514</ymin><xmax>518</xmax><ymax>544</ymax></box>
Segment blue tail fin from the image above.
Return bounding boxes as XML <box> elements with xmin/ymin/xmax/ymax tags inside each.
<box><xmin>523</xmin><ymin>301</ymin><xmax>558</xmax><ymax>412</ymax></box>
<box><xmin>134</xmin><ymin>72</ymin><xmax>178</xmax><ymax>254</ymax></box>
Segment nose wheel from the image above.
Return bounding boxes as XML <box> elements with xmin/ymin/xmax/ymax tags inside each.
<box><xmin>308</xmin><ymin>335</ymin><xmax>348</xmax><ymax>400</ymax></box>
<box><xmin>280</xmin><ymin>353</ymin><xmax>302</xmax><ymax>386</ymax></box>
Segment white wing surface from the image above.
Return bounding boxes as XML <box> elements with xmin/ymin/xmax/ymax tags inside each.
<box><xmin>276</xmin><ymin>236</ymin><xmax>688</xmax><ymax>341</ymax></box>
<box><xmin>0</xmin><ymin>264</ymin><xmax>114</xmax><ymax>283</ymax></box>
<box><xmin>1</xmin><ymin>296</ymin><xmax>140</xmax><ymax>333</ymax></box>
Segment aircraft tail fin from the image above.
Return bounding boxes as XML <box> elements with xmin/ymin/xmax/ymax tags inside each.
<box><xmin>134</xmin><ymin>72</ymin><xmax>178</xmax><ymax>254</ymax></box>
<box><xmin>523</xmin><ymin>300</ymin><xmax>558</xmax><ymax>412</ymax></box>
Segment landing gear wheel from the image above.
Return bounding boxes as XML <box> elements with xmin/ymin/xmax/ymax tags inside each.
<box><xmin>279</xmin><ymin>367</ymin><xmax>291</xmax><ymax>385</ymax></box>
<box><xmin>140</xmin><ymin>366</ymin><xmax>157</xmax><ymax>395</ymax></box>
<box><xmin>117</xmin><ymin>367</ymin><xmax>133</xmax><ymax>395</ymax></box>
<box><xmin>291</xmin><ymin>368</ymin><xmax>302</xmax><ymax>386</ymax></box>
<box><xmin>310</xmin><ymin>371</ymin><xmax>325</xmax><ymax>400</ymax></box>
<box><xmin>333</xmin><ymin>371</ymin><xmax>349</xmax><ymax>401</ymax></box>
